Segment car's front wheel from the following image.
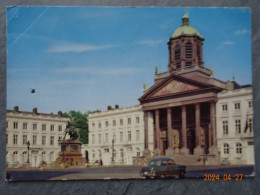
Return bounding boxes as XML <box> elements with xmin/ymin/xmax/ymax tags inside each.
<box><xmin>159</xmin><ymin>174</ymin><xmax>166</xmax><ymax>179</ymax></box>
<box><xmin>179</xmin><ymin>170</ymin><xmax>185</xmax><ymax>178</ymax></box>
<box><xmin>151</xmin><ymin>168</ymin><xmax>156</xmax><ymax>178</ymax></box>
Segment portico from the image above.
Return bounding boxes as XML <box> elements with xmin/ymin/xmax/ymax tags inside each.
<box><xmin>139</xmin><ymin>10</ymin><xmax>226</xmax><ymax>158</ymax></box>
<box><xmin>140</xmin><ymin>75</ymin><xmax>221</xmax><ymax>157</ymax></box>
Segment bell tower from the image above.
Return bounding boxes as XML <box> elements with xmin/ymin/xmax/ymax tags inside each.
<box><xmin>168</xmin><ymin>9</ymin><xmax>204</xmax><ymax>72</ymax></box>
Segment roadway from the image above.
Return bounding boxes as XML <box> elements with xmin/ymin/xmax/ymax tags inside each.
<box><xmin>6</xmin><ymin>165</ymin><xmax>254</xmax><ymax>181</ymax></box>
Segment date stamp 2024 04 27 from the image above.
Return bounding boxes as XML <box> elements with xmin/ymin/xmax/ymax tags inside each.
<box><xmin>204</xmin><ymin>174</ymin><xmax>243</xmax><ymax>181</ymax></box>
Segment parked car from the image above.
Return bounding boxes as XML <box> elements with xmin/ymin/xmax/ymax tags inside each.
<box><xmin>139</xmin><ymin>158</ymin><xmax>186</xmax><ymax>179</ymax></box>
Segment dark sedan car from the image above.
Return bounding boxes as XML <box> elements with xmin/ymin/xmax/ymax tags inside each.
<box><xmin>140</xmin><ymin>158</ymin><xmax>186</xmax><ymax>179</ymax></box>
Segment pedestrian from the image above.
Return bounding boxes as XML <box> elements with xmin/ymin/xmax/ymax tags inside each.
<box><xmin>40</xmin><ymin>161</ymin><xmax>43</xmax><ymax>170</ymax></box>
<box><xmin>203</xmin><ymin>156</ymin><xmax>206</xmax><ymax>165</ymax></box>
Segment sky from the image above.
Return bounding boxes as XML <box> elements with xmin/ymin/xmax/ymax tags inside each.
<box><xmin>7</xmin><ymin>7</ymin><xmax>252</xmax><ymax>114</ymax></box>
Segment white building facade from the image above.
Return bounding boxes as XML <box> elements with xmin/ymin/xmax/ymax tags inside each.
<box><xmin>87</xmin><ymin>105</ymin><xmax>154</xmax><ymax>165</ymax></box>
<box><xmin>87</xmin><ymin>85</ymin><xmax>255</xmax><ymax>166</ymax></box>
<box><xmin>216</xmin><ymin>86</ymin><xmax>254</xmax><ymax>165</ymax></box>
<box><xmin>6</xmin><ymin>106</ymin><xmax>69</xmax><ymax>168</ymax></box>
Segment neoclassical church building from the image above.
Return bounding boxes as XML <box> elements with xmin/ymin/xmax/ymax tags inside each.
<box><xmin>139</xmin><ymin>10</ymin><xmax>241</xmax><ymax>161</ymax></box>
<box><xmin>87</xmin><ymin>11</ymin><xmax>254</xmax><ymax>166</ymax></box>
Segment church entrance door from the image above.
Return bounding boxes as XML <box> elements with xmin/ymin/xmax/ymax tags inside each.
<box><xmin>187</xmin><ymin>128</ymin><xmax>195</xmax><ymax>155</ymax></box>
<box><xmin>161</xmin><ymin>139</ymin><xmax>167</xmax><ymax>156</ymax></box>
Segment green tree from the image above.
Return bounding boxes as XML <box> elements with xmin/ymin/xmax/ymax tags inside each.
<box><xmin>63</xmin><ymin>110</ymin><xmax>100</xmax><ymax>144</ymax></box>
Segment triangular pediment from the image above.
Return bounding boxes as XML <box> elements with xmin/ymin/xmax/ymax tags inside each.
<box><xmin>150</xmin><ymin>79</ymin><xmax>200</xmax><ymax>98</ymax></box>
<box><xmin>140</xmin><ymin>74</ymin><xmax>215</xmax><ymax>101</ymax></box>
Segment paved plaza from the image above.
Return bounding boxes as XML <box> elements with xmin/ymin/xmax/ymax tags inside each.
<box><xmin>6</xmin><ymin>165</ymin><xmax>254</xmax><ymax>181</ymax></box>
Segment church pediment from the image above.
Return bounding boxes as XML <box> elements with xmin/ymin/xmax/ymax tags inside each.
<box><xmin>151</xmin><ymin>80</ymin><xmax>200</xmax><ymax>97</ymax></box>
<box><xmin>140</xmin><ymin>74</ymin><xmax>215</xmax><ymax>101</ymax></box>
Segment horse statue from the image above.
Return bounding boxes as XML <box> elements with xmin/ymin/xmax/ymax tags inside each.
<box><xmin>63</xmin><ymin>121</ymin><xmax>80</xmax><ymax>141</ymax></box>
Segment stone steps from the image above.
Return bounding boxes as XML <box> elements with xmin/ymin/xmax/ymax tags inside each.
<box><xmin>164</xmin><ymin>155</ymin><xmax>219</xmax><ymax>166</ymax></box>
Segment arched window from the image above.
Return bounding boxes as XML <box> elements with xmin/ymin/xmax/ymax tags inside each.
<box><xmin>113</xmin><ymin>149</ymin><xmax>116</xmax><ymax>158</ymax></box>
<box><xmin>22</xmin><ymin>151</ymin><xmax>27</xmax><ymax>163</ymax></box>
<box><xmin>223</xmin><ymin>143</ymin><xmax>229</xmax><ymax>154</ymax></box>
<box><xmin>50</xmin><ymin>151</ymin><xmax>54</xmax><ymax>162</ymax></box>
<box><xmin>136</xmin><ymin>148</ymin><xmax>140</xmax><ymax>157</ymax></box>
<box><xmin>42</xmin><ymin>151</ymin><xmax>46</xmax><ymax>161</ymax></box>
<box><xmin>92</xmin><ymin>150</ymin><xmax>95</xmax><ymax>158</ymax></box>
<box><xmin>13</xmin><ymin>151</ymin><xmax>18</xmax><ymax>162</ymax></box>
<box><xmin>236</xmin><ymin>143</ymin><xmax>242</xmax><ymax>154</ymax></box>
<box><xmin>120</xmin><ymin>148</ymin><xmax>124</xmax><ymax>158</ymax></box>
<box><xmin>174</xmin><ymin>44</ymin><xmax>181</xmax><ymax>69</ymax></box>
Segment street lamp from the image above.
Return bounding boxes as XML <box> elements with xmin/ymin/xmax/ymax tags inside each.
<box><xmin>112</xmin><ymin>139</ymin><xmax>114</xmax><ymax>165</ymax></box>
<box><xmin>61</xmin><ymin>143</ymin><xmax>66</xmax><ymax>163</ymax></box>
<box><xmin>26</xmin><ymin>141</ymin><xmax>30</xmax><ymax>166</ymax></box>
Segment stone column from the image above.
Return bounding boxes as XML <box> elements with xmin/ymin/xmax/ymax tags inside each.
<box><xmin>154</xmin><ymin>110</ymin><xmax>161</xmax><ymax>156</ymax></box>
<box><xmin>166</xmin><ymin>108</ymin><xmax>174</xmax><ymax>156</ymax></box>
<box><xmin>208</xmin><ymin>123</ymin><xmax>212</xmax><ymax>147</ymax></box>
<box><xmin>194</xmin><ymin>103</ymin><xmax>202</xmax><ymax>156</ymax></box>
<box><xmin>167</xmin><ymin>108</ymin><xmax>172</xmax><ymax>148</ymax></box>
<box><xmin>209</xmin><ymin>102</ymin><xmax>218</xmax><ymax>155</ymax></box>
<box><xmin>143</xmin><ymin>111</ymin><xmax>151</xmax><ymax>157</ymax></box>
<box><xmin>181</xmin><ymin>105</ymin><xmax>189</xmax><ymax>155</ymax></box>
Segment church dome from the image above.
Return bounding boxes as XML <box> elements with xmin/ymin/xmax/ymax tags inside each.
<box><xmin>171</xmin><ymin>11</ymin><xmax>204</xmax><ymax>39</ymax></box>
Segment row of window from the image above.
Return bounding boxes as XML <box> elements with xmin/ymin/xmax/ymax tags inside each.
<box><xmin>91</xmin><ymin>148</ymin><xmax>141</xmax><ymax>159</ymax></box>
<box><xmin>92</xmin><ymin>116</ymin><xmax>140</xmax><ymax>129</ymax></box>
<box><xmin>222</xmin><ymin>101</ymin><xmax>252</xmax><ymax>112</ymax></box>
<box><xmin>91</xmin><ymin>130</ymin><xmax>140</xmax><ymax>145</ymax></box>
<box><xmin>223</xmin><ymin>143</ymin><xmax>242</xmax><ymax>154</ymax></box>
<box><xmin>6</xmin><ymin>122</ymin><xmax>63</xmax><ymax>131</ymax></box>
<box><xmin>222</xmin><ymin>118</ymin><xmax>253</xmax><ymax>135</ymax></box>
<box><xmin>9</xmin><ymin>151</ymin><xmax>56</xmax><ymax>163</ymax></box>
<box><xmin>6</xmin><ymin>134</ymin><xmax>63</xmax><ymax>146</ymax></box>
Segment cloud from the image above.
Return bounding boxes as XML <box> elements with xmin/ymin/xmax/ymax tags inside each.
<box><xmin>47</xmin><ymin>43</ymin><xmax>120</xmax><ymax>53</ymax></box>
<box><xmin>223</xmin><ymin>41</ymin><xmax>235</xmax><ymax>45</ymax></box>
<box><xmin>136</xmin><ymin>40</ymin><xmax>162</xmax><ymax>46</ymax></box>
<box><xmin>235</xmin><ymin>29</ymin><xmax>251</xmax><ymax>35</ymax></box>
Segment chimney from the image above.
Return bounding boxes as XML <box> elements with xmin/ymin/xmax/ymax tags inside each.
<box><xmin>14</xmin><ymin>106</ymin><xmax>19</xmax><ymax>112</ymax></box>
<box><xmin>107</xmin><ymin>105</ymin><xmax>112</xmax><ymax>111</ymax></box>
<box><xmin>33</xmin><ymin>107</ymin><xmax>38</xmax><ymax>114</ymax></box>
<box><xmin>115</xmin><ymin>104</ymin><xmax>119</xmax><ymax>109</ymax></box>
<box><xmin>58</xmin><ymin>111</ymin><xmax>62</xmax><ymax>117</ymax></box>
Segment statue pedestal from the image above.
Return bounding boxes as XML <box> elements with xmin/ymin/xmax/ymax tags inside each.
<box><xmin>194</xmin><ymin>147</ymin><xmax>203</xmax><ymax>156</ymax></box>
<box><xmin>154</xmin><ymin>148</ymin><xmax>161</xmax><ymax>157</ymax></box>
<box><xmin>209</xmin><ymin>146</ymin><xmax>218</xmax><ymax>156</ymax></box>
<box><xmin>54</xmin><ymin>140</ymin><xmax>86</xmax><ymax>168</ymax></box>
<box><xmin>165</xmin><ymin>148</ymin><xmax>174</xmax><ymax>157</ymax></box>
<box><xmin>180</xmin><ymin>147</ymin><xmax>189</xmax><ymax>155</ymax></box>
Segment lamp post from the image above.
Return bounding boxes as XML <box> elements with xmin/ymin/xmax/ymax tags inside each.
<box><xmin>112</xmin><ymin>139</ymin><xmax>114</xmax><ymax>165</ymax></box>
<box><xmin>62</xmin><ymin>143</ymin><xmax>65</xmax><ymax>163</ymax></box>
<box><xmin>26</xmin><ymin>141</ymin><xmax>30</xmax><ymax>167</ymax></box>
